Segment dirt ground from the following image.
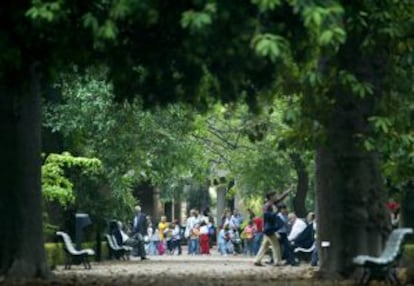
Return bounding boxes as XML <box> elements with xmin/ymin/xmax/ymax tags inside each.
<box><xmin>0</xmin><ymin>254</ymin><xmax>364</xmax><ymax>286</ymax></box>
<box><xmin>3</xmin><ymin>243</ymin><xmax>411</xmax><ymax>286</ymax></box>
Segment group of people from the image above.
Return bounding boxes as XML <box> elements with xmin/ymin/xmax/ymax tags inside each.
<box><xmin>109</xmin><ymin>199</ymin><xmax>318</xmax><ymax>267</ymax></box>
<box><xmin>110</xmin><ymin>206</ymin><xmax>186</xmax><ymax>259</ymax></box>
<box><xmin>183</xmin><ymin>208</ymin><xmax>216</xmax><ymax>255</ymax></box>
<box><xmin>109</xmin><ymin>206</ymin><xmax>150</xmax><ymax>260</ymax></box>
<box><xmin>108</xmin><ymin>194</ymin><xmax>403</xmax><ymax>270</ymax></box>
<box><xmin>253</xmin><ymin>189</ymin><xmax>317</xmax><ymax>267</ymax></box>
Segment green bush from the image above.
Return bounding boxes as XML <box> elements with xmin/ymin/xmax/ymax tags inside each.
<box><xmin>45</xmin><ymin>242</ymin><xmax>65</xmax><ymax>269</ymax></box>
<box><xmin>402</xmin><ymin>244</ymin><xmax>414</xmax><ymax>264</ymax></box>
<box><xmin>45</xmin><ymin>241</ymin><xmax>109</xmax><ymax>268</ymax></box>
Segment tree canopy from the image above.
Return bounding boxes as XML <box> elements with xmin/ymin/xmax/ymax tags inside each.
<box><xmin>1</xmin><ymin>0</ymin><xmax>413</xmax><ymax>280</ymax></box>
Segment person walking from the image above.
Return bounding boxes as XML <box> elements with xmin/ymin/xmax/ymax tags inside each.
<box><xmin>128</xmin><ymin>205</ymin><xmax>149</xmax><ymax>260</ymax></box>
<box><xmin>254</xmin><ymin>195</ymin><xmax>283</xmax><ymax>267</ymax></box>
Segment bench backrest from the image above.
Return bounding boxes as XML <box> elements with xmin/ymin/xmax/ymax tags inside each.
<box><xmin>379</xmin><ymin>228</ymin><xmax>413</xmax><ymax>260</ymax></box>
<box><xmin>56</xmin><ymin>231</ymin><xmax>79</xmax><ymax>254</ymax></box>
<box><xmin>105</xmin><ymin>234</ymin><xmax>119</xmax><ymax>250</ymax></box>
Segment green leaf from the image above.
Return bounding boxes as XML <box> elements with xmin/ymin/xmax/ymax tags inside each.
<box><xmin>82</xmin><ymin>13</ymin><xmax>99</xmax><ymax>32</ymax></box>
<box><xmin>251</xmin><ymin>34</ymin><xmax>287</xmax><ymax>62</ymax></box>
<box><xmin>251</xmin><ymin>0</ymin><xmax>281</xmax><ymax>12</ymax></box>
<box><xmin>100</xmin><ymin>20</ymin><xmax>117</xmax><ymax>40</ymax></box>
<box><xmin>363</xmin><ymin>138</ymin><xmax>375</xmax><ymax>151</ymax></box>
<box><xmin>369</xmin><ymin>116</ymin><xmax>392</xmax><ymax>134</ymax></box>
<box><xmin>319</xmin><ymin>30</ymin><xmax>333</xmax><ymax>45</ymax></box>
<box><xmin>181</xmin><ymin>11</ymin><xmax>212</xmax><ymax>31</ymax></box>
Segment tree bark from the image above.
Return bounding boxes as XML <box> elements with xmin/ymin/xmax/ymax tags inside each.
<box><xmin>216</xmin><ymin>185</ymin><xmax>227</xmax><ymax>226</ymax></box>
<box><xmin>401</xmin><ymin>182</ymin><xmax>414</xmax><ymax>229</ymax></box>
<box><xmin>290</xmin><ymin>152</ymin><xmax>308</xmax><ymax>218</ymax></box>
<box><xmin>0</xmin><ymin>66</ymin><xmax>50</xmax><ymax>278</ymax></box>
<box><xmin>153</xmin><ymin>187</ymin><xmax>163</xmax><ymax>222</ymax></box>
<box><xmin>316</xmin><ymin>92</ymin><xmax>389</xmax><ymax>278</ymax></box>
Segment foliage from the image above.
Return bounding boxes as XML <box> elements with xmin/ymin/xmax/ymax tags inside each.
<box><xmin>1</xmin><ymin>0</ymin><xmax>412</xmax><ymax>278</ymax></box>
<box><xmin>42</xmin><ymin>152</ymin><xmax>102</xmax><ymax>207</ymax></box>
<box><xmin>44</xmin><ymin>68</ymin><xmax>315</xmax><ymax>211</ymax></box>
<box><xmin>192</xmin><ymin>97</ymin><xmax>313</xmax><ymax>201</ymax></box>
<box><xmin>339</xmin><ymin>3</ymin><xmax>414</xmax><ymax>193</ymax></box>
<box><xmin>43</xmin><ymin>70</ymin><xmax>211</xmax><ymax>207</ymax></box>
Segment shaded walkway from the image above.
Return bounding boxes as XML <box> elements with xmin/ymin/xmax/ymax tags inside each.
<box><xmin>47</xmin><ymin>255</ymin><xmax>355</xmax><ymax>286</ymax></box>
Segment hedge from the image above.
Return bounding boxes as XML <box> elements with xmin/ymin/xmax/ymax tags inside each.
<box><xmin>402</xmin><ymin>244</ymin><xmax>414</xmax><ymax>265</ymax></box>
<box><xmin>46</xmin><ymin>241</ymin><xmax>109</xmax><ymax>269</ymax></box>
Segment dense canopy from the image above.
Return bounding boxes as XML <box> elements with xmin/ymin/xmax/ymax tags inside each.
<box><xmin>0</xmin><ymin>0</ymin><xmax>413</xmax><ymax>281</ymax></box>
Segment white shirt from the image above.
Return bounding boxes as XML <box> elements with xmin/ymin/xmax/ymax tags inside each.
<box><xmin>199</xmin><ymin>225</ymin><xmax>209</xmax><ymax>235</ymax></box>
<box><xmin>120</xmin><ymin>229</ymin><xmax>129</xmax><ymax>243</ymax></box>
<box><xmin>288</xmin><ymin>218</ymin><xmax>307</xmax><ymax>241</ymax></box>
<box><xmin>186</xmin><ymin>216</ymin><xmax>200</xmax><ymax>230</ymax></box>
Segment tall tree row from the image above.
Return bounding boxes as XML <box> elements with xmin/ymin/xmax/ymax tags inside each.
<box><xmin>0</xmin><ymin>0</ymin><xmax>413</xmax><ymax>280</ymax></box>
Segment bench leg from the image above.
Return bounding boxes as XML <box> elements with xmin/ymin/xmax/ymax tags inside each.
<box><xmin>387</xmin><ymin>268</ymin><xmax>401</xmax><ymax>286</ymax></box>
<box><xmin>82</xmin><ymin>255</ymin><xmax>92</xmax><ymax>269</ymax></box>
<box><xmin>64</xmin><ymin>254</ymin><xmax>72</xmax><ymax>270</ymax></box>
<box><xmin>358</xmin><ymin>268</ymin><xmax>370</xmax><ymax>286</ymax></box>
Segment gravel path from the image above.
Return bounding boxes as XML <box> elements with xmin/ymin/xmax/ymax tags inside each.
<box><xmin>47</xmin><ymin>254</ymin><xmax>356</xmax><ymax>286</ymax></box>
<box><xmin>0</xmin><ymin>252</ymin><xmax>367</xmax><ymax>285</ymax></box>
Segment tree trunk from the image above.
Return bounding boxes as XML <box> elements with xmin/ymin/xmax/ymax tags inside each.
<box><xmin>153</xmin><ymin>187</ymin><xmax>163</xmax><ymax>222</ymax></box>
<box><xmin>0</xmin><ymin>67</ymin><xmax>50</xmax><ymax>278</ymax></box>
<box><xmin>216</xmin><ymin>185</ymin><xmax>227</xmax><ymax>226</ymax></box>
<box><xmin>290</xmin><ymin>152</ymin><xmax>308</xmax><ymax>218</ymax></box>
<box><xmin>401</xmin><ymin>182</ymin><xmax>414</xmax><ymax>229</ymax></box>
<box><xmin>316</xmin><ymin>92</ymin><xmax>389</xmax><ymax>278</ymax></box>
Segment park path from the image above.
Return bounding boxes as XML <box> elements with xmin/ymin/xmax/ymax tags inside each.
<box><xmin>49</xmin><ymin>253</ymin><xmax>357</xmax><ymax>286</ymax></box>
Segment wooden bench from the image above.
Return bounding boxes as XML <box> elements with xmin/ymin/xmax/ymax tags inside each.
<box><xmin>294</xmin><ymin>242</ymin><xmax>316</xmax><ymax>262</ymax></box>
<box><xmin>105</xmin><ymin>234</ymin><xmax>132</xmax><ymax>260</ymax></box>
<box><xmin>56</xmin><ymin>231</ymin><xmax>95</xmax><ymax>269</ymax></box>
<box><xmin>353</xmin><ymin>227</ymin><xmax>413</xmax><ymax>286</ymax></box>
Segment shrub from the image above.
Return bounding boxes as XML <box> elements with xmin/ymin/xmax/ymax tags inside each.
<box><xmin>402</xmin><ymin>244</ymin><xmax>414</xmax><ymax>265</ymax></box>
<box><xmin>45</xmin><ymin>241</ymin><xmax>109</xmax><ymax>268</ymax></box>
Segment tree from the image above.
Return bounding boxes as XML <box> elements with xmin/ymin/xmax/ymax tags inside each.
<box><xmin>309</xmin><ymin>2</ymin><xmax>413</xmax><ymax>277</ymax></box>
<box><xmin>2</xmin><ymin>0</ymin><xmax>413</xmax><ymax>280</ymax></box>
<box><xmin>41</xmin><ymin>152</ymin><xmax>103</xmax><ymax>236</ymax></box>
<box><xmin>44</xmin><ymin>70</ymin><xmax>210</xmax><ymax>212</ymax></box>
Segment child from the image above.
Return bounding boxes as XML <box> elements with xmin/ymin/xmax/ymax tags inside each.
<box><xmin>171</xmin><ymin>219</ymin><xmax>182</xmax><ymax>255</ymax></box>
<box><xmin>242</xmin><ymin>221</ymin><xmax>255</xmax><ymax>256</ymax></box>
<box><xmin>165</xmin><ymin>223</ymin><xmax>175</xmax><ymax>254</ymax></box>
<box><xmin>199</xmin><ymin>221</ymin><xmax>210</xmax><ymax>255</ymax></box>
<box><xmin>148</xmin><ymin>228</ymin><xmax>159</xmax><ymax>256</ymax></box>
<box><xmin>217</xmin><ymin>224</ymin><xmax>233</xmax><ymax>256</ymax></box>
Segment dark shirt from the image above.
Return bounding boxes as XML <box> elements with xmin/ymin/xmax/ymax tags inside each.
<box><xmin>263</xmin><ymin>211</ymin><xmax>283</xmax><ymax>236</ymax></box>
<box><xmin>292</xmin><ymin>223</ymin><xmax>315</xmax><ymax>249</ymax></box>
<box><xmin>132</xmin><ymin>213</ymin><xmax>148</xmax><ymax>236</ymax></box>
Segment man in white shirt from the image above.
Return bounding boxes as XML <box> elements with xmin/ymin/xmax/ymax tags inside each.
<box><xmin>185</xmin><ymin>209</ymin><xmax>201</xmax><ymax>254</ymax></box>
<box><xmin>287</xmin><ymin>213</ymin><xmax>307</xmax><ymax>242</ymax></box>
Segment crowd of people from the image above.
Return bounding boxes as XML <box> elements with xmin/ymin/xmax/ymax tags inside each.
<box><xmin>107</xmin><ymin>189</ymin><xmax>403</xmax><ymax>270</ymax></box>
<box><xmin>109</xmin><ymin>190</ymin><xmax>319</xmax><ymax>267</ymax></box>
<box><xmin>253</xmin><ymin>190</ymin><xmax>317</xmax><ymax>267</ymax></box>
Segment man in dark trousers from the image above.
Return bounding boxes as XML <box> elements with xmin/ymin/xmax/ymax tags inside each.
<box><xmin>127</xmin><ymin>205</ymin><xmax>148</xmax><ymax>260</ymax></box>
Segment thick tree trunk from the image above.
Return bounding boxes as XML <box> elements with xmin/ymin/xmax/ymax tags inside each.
<box><xmin>314</xmin><ymin>21</ymin><xmax>392</xmax><ymax>276</ymax></box>
<box><xmin>316</xmin><ymin>94</ymin><xmax>389</xmax><ymax>278</ymax></box>
<box><xmin>0</xmin><ymin>67</ymin><xmax>50</xmax><ymax>278</ymax></box>
<box><xmin>401</xmin><ymin>182</ymin><xmax>414</xmax><ymax>229</ymax></box>
<box><xmin>290</xmin><ymin>152</ymin><xmax>308</xmax><ymax>218</ymax></box>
